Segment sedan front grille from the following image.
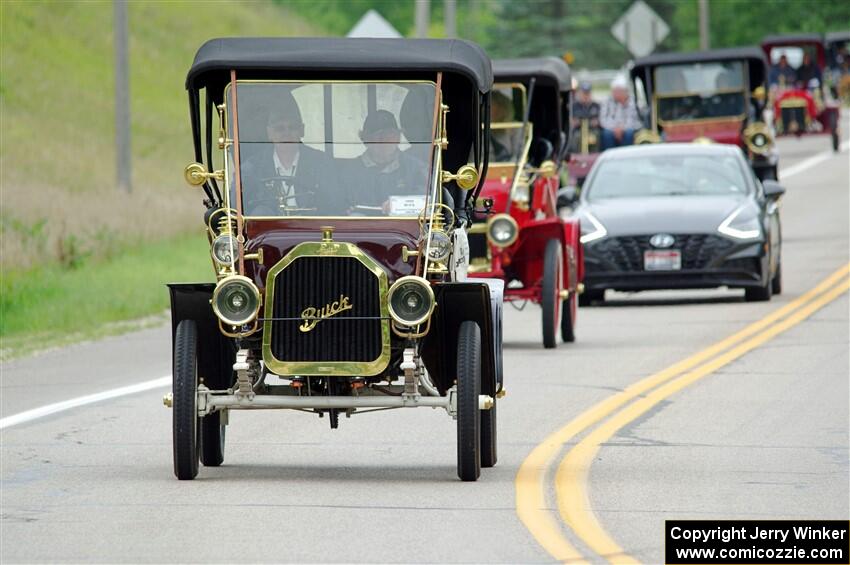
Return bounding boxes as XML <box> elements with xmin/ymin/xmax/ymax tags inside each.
<box><xmin>590</xmin><ymin>234</ymin><xmax>734</xmax><ymax>272</ymax></box>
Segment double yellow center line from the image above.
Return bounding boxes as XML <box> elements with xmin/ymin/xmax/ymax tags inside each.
<box><xmin>516</xmin><ymin>263</ymin><xmax>850</xmax><ymax>563</ymax></box>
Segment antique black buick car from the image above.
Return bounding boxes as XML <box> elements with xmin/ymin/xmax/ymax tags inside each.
<box><xmin>166</xmin><ymin>38</ymin><xmax>503</xmax><ymax>482</ymax></box>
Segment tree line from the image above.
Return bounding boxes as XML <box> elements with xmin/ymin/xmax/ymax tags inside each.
<box><xmin>281</xmin><ymin>0</ymin><xmax>850</xmax><ymax>69</ymax></box>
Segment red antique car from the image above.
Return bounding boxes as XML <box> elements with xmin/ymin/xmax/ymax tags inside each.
<box><xmin>762</xmin><ymin>33</ymin><xmax>841</xmax><ymax>151</ymax></box>
<box><xmin>468</xmin><ymin>57</ymin><xmax>583</xmax><ymax>349</ymax></box>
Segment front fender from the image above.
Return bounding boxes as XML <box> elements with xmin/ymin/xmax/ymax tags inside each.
<box><xmin>562</xmin><ymin>218</ymin><xmax>584</xmax><ymax>286</ymax></box>
<box><xmin>167</xmin><ymin>283</ymin><xmax>236</xmax><ymax>390</ymax></box>
<box><xmin>509</xmin><ymin>217</ymin><xmax>568</xmax><ymax>288</ymax></box>
<box><xmin>421</xmin><ymin>280</ymin><xmax>504</xmax><ymax>396</ymax></box>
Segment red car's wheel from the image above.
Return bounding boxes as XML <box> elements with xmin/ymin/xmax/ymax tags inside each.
<box><xmin>541</xmin><ymin>239</ymin><xmax>563</xmax><ymax>349</ymax></box>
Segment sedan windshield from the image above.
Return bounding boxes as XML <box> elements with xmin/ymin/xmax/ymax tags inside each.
<box><xmin>585</xmin><ymin>154</ymin><xmax>749</xmax><ymax>200</ymax></box>
<box><xmin>227</xmin><ymin>81</ymin><xmax>437</xmax><ymax>217</ymax></box>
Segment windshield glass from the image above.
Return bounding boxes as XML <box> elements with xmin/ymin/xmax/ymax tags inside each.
<box><xmin>586</xmin><ymin>153</ymin><xmax>749</xmax><ymax>200</ymax></box>
<box><xmin>655</xmin><ymin>62</ymin><xmax>746</xmax><ymax>121</ymax></box>
<box><xmin>489</xmin><ymin>84</ymin><xmax>527</xmax><ymax>163</ymax></box>
<box><xmin>658</xmin><ymin>92</ymin><xmax>746</xmax><ymax>121</ymax></box>
<box><xmin>227</xmin><ymin>81</ymin><xmax>437</xmax><ymax>217</ymax></box>
<box><xmin>769</xmin><ymin>46</ymin><xmax>806</xmax><ymax>68</ymax></box>
<box><xmin>655</xmin><ymin>62</ymin><xmax>745</xmax><ymax>94</ymax></box>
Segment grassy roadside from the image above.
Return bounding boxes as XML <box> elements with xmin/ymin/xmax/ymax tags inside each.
<box><xmin>0</xmin><ymin>232</ymin><xmax>212</xmax><ymax>360</ymax></box>
<box><xmin>1</xmin><ymin>1</ymin><xmax>319</xmax><ymax>272</ymax></box>
<box><xmin>0</xmin><ymin>1</ymin><xmax>321</xmax><ymax>359</ymax></box>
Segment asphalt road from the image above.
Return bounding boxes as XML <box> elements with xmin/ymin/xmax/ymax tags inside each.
<box><xmin>2</xmin><ymin>122</ymin><xmax>848</xmax><ymax>563</ymax></box>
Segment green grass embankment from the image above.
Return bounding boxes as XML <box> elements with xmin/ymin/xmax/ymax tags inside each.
<box><xmin>0</xmin><ymin>1</ymin><xmax>320</xmax><ymax>355</ymax></box>
<box><xmin>0</xmin><ymin>232</ymin><xmax>212</xmax><ymax>359</ymax></box>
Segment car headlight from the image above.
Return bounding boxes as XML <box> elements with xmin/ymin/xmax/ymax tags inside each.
<box><xmin>387</xmin><ymin>276</ymin><xmax>435</xmax><ymax>326</ymax></box>
<box><xmin>212</xmin><ymin>275</ymin><xmax>261</xmax><ymax>326</ymax></box>
<box><xmin>487</xmin><ymin>214</ymin><xmax>518</xmax><ymax>247</ymax></box>
<box><xmin>752</xmin><ymin>132</ymin><xmax>768</xmax><ymax>148</ymax></box>
<box><xmin>211</xmin><ymin>234</ymin><xmax>238</xmax><ymax>266</ymax></box>
<box><xmin>427</xmin><ymin>231</ymin><xmax>452</xmax><ymax>262</ymax></box>
<box><xmin>744</xmin><ymin>123</ymin><xmax>773</xmax><ymax>156</ymax></box>
<box><xmin>718</xmin><ymin>206</ymin><xmax>761</xmax><ymax>240</ymax></box>
<box><xmin>579</xmin><ymin>211</ymin><xmax>607</xmax><ymax>244</ymax></box>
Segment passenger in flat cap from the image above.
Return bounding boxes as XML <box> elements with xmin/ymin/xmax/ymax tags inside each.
<box><xmin>347</xmin><ymin>110</ymin><xmax>427</xmax><ymax>210</ymax></box>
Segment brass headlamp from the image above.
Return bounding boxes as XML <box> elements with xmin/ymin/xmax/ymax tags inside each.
<box><xmin>743</xmin><ymin>122</ymin><xmax>773</xmax><ymax>156</ymax></box>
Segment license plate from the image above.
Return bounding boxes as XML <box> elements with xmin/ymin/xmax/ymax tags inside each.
<box><xmin>388</xmin><ymin>195</ymin><xmax>427</xmax><ymax>216</ymax></box>
<box><xmin>644</xmin><ymin>250</ymin><xmax>681</xmax><ymax>271</ymax></box>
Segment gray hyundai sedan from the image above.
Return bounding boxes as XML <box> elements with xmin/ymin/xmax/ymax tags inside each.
<box><xmin>564</xmin><ymin>143</ymin><xmax>784</xmax><ymax>304</ymax></box>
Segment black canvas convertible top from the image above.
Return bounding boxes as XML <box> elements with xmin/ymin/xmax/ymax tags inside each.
<box><xmin>825</xmin><ymin>31</ymin><xmax>850</xmax><ymax>45</ymax></box>
<box><xmin>187</xmin><ymin>37</ymin><xmax>492</xmax><ymax>92</ymax></box>
<box><xmin>762</xmin><ymin>33</ymin><xmax>824</xmax><ymax>47</ymax></box>
<box><xmin>631</xmin><ymin>47</ymin><xmax>767</xmax><ymax>70</ymax></box>
<box><xmin>493</xmin><ymin>57</ymin><xmax>571</xmax><ymax>91</ymax></box>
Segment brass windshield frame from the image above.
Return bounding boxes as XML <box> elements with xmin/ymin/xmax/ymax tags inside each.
<box><xmin>652</xmin><ymin>63</ymin><xmax>750</xmax><ymax>127</ymax></box>
<box><xmin>221</xmin><ymin>79</ymin><xmax>441</xmax><ymax>221</ymax></box>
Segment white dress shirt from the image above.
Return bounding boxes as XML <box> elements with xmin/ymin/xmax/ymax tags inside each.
<box><xmin>273</xmin><ymin>149</ymin><xmax>299</xmax><ymax>206</ymax></box>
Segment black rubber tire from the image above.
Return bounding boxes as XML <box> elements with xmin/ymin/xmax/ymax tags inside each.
<box><xmin>579</xmin><ymin>288</ymin><xmax>604</xmax><ymax>307</ymax></box>
<box><xmin>541</xmin><ymin>239</ymin><xmax>563</xmax><ymax>349</ymax></box>
<box><xmin>480</xmin><ymin>397</ymin><xmax>497</xmax><ymax>468</ymax></box>
<box><xmin>561</xmin><ymin>292</ymin><xmax>577</xmax><ymax>343</ymax></box>
<box><xmin>173</xmin><ymin>320</ymin><xmax>199</xmax><ymax>480</ymax></box>
<box><xmin>456</xmin><ymin>321</ymin><xmax>481</xmax><ymax>482</ymax></box>
<box><xmin>200</xmin><ymin>411</ymin><xmax>225</xmax><ymax>467</ymax></box>
<box><xmin>771</xmin><ymin>259</ymin><xmax>783</xmax><ymax>296</ymax></box>
<box><xmin>832</xmin><ymin>130</ymin><xmax>840</xmax><ymax>152</ymax></box>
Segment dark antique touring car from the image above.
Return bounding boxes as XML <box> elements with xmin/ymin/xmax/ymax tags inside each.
<box><xmin>166</xmin><ymin>38</ymin><xmax>503</xmax><ymax>482</ymax></box>
<box><xmin>630</xmin><ymin>47</ymin><xmax>780</xmax><ymax>181</ymax></box>
<box><xmin>468</xmin><ymin>57</ymin><xmax>583</xmax><ymax>348</ymax></box>
<box><xmin>762</xmin><ymin>34</ymin><xmax>842</xmax><ymax>152</ymax></box>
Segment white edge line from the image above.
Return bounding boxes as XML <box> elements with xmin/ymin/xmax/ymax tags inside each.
<box><xmin>0</xmin><ymin>376</ymin><xmax>171</xmax><ymax>430</ymax></box>
<box><xmin>779</xmin><ymin>139</ymin><xmax>849</xmax><ymax>180</ymax></box>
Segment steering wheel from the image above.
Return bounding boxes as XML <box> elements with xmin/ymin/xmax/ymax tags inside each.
<box><xmin>258</xmin><ymin>175</ymin><xmax>318</xmax><ymax>204</ymax></box>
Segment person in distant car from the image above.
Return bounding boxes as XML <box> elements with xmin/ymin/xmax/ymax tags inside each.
<box><xmin>489</xmin><ymin>91</ymin><xmax>522</xmax><ymax>161</ymax></box>
<box><xmin>570</xmin><ymin>80</ymin><xmax>600</xmax><ymax>151</ymax></box>
<box><xmin>796</xmin><ymin>52</ymin><xmax>822</xmax><ymax>88</ymax></box>
<box><xmin>769</xmin><ymin>55</ymin><xmax>797</xmax><ymax>89</ymax></box>
<box><xmin>239</xmin><ymin>93</ymin><xmax>339</xmax><ymax>215</ymax></box>
<box><xmin>599</xmin><ymin>76</ymin><xmax>642</xmax><ymax>150</ymax></box>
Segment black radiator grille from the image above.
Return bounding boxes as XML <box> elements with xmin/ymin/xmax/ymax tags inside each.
<box><xmin>590</xmin><ymin>234</ymin><xmax>734</xmax><ymax>272</ymax></box>
<box><xmin>270</xmin><ymin>256</ymin><xmax>383</xmax><ymax>363</ymax></box>
<box><xmin>779</xmin><ymin>106</ymin><xmax>807</xmax><ymax>132</ymax></box>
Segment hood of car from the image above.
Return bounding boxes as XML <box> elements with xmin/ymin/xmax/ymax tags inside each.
<box><xmin>581</xmin><ymin>195</ymin><xmax>748</xmax><ymax>236</ymax></box>
<box><xmin>662</xmin><ymin>119</ymin><xmax>743</xmax><ymax>146</ymax></box>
